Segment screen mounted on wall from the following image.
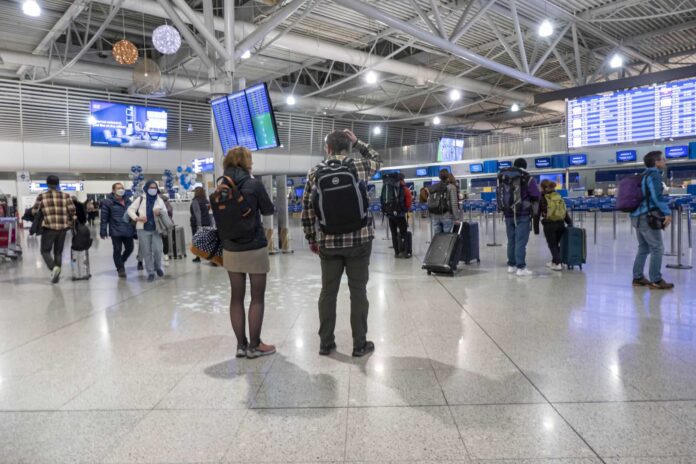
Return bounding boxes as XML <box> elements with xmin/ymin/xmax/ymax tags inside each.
<box><xmin>211</xmin><ymin>82</ymin><xmax>281</xmax><ymax>153</ymax></box>
<box><xmin>437</xmin><ymin>138</ymin><xmax>464</xmax><ymax>162</ymax></box>
<box><xmin>415</xmin><ymin>168</ymin><xmax>428</xmax><ymax>177</ymax></box>
<box><xmin>90</xmin><ymin>100</ymin><xmax>167</xmax><ymax>149</ymax></box>
<box><xmin>665</xmin><ymin>145</ymin><xmax>688</xmax><ymax>158</ymax></box>
<box><xmin>616</xmin><ymin>150</ymin><xmax>637</xmax><ymax>163</ymax></box>
<box><xmin>469</xmin><ymin>163</ymin><xmax>483</xmax><ymax>173</ymax></box>
<box><xmin>535</xmin><ymin>157</ymin><xmax>551</xmax><ymax>168</ymax></box>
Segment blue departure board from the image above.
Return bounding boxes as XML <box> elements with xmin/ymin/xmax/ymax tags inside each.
<box><xmin>211</xmin><ymin>97</ymin><xmax>238</xmax><ymax>155</ymax></box>
<box><xmin>568</xmin><ymin>78</ymin><xmax>696</xmax><ymax>149</ymax></box>
<box><xmin>244</xmin><ymin>84</ymin><xmax>281</xmax><ymax>150</ymax></box>
<box><xmin>227</xmin><ymin>91</ymin><xmax>258</xmax><ymax>151</ymax></box>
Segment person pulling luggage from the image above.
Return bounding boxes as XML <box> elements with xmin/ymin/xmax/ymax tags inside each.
<box><xmin>428</xmin><ymin>169</ymin><xmax>460</xmax><ymax>236</ymax></box>
<box><xmin>534</xmin><ymin>180</ymin><xmax>572</xmax><ymax>271</ymax></box>
<box><xmin>381</xmin><ymin>172</ymin><xmax>413</xmax><ymax>258</ymax></box>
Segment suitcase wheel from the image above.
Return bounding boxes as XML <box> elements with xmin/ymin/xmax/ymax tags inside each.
<box><xmin>427</xmin><ymin>270</ymin><xmax>432</xmax><ymax>276</ymax></box>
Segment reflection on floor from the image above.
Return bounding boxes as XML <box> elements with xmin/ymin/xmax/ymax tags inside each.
<box><xmin>1</xmin><ymin>215</ymin><xmax>696</xmax><ymax>463</ymax></box>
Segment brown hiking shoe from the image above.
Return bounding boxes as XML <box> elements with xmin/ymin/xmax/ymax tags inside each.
<box><xmin>632</xmin><ymin>277</ymin><xmax>650</xmax><ymax>287</ymax></box>
<box><xmin>649</xmin><ymin>280</ymin><xmax>674</xmax><ymax>290</ymax></box>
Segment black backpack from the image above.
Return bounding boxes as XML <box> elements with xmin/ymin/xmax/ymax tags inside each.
<box><xmin>496</xmin><ymin>167</ymin><xmax>531</xmax><ymax>216</ymax></box>
<box><xmin>210</xmin><ymin>176</ymin><xmax>257</xmax><ymax>243</ymax></box>
<box><xmin>311</xmin><ymin>158</ymin><xmax>368</xmax><ymax>234</ymax></box>
<box><xmin>380</xmin><ymin>173</ymin><xmax>405</xmax><ymax>217</ymax></box>
<box><xmin>427</xmin><ymin>182</ymin><xmax>450</xmax><ymax>214</ymax></box>
<box><xmin>71</xmin><ymin>222</ymin><xmax>93</xmax><ymax>251</ymax></box>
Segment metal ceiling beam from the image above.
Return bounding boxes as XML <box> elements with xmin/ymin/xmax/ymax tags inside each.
<box><xmin>509</xmin><ymin>0</ymin><xmax>529</xmax><ymax>74</ymax></box>
<box><xmin>578</xmin><ymin>0</ymin><xmax>654</xmax><ymax>19</ymax></box>
<box><xmin>223</xmin><ymin>0</ymin><xmax>234</xmax><ymax>75</ymax></box>
<box><xmin>429</xmin><ymin>0</ymin><xmax>446</xmax><ymax>38</ymax></box>
<box><xmin>171</xmin><ymin>0</ymin><xmax>233</xmax><ymax>63</ymax></box>
<box><xmin>484</xmin><ymin>14</ymin><xmax>523</xmax><ymax>71</ymax></box>
<box><xmin>156</xmin><ymin>0</ymin><xmax>215</xmax><ymax>70</ymax></box>
<box><xmin>333</xmin><ymin>0</ymin><xmax>563</xmax><ymax>90</ymax></box>
<box><xmin>408</xmin><ymin>0</ymin><xmax>440</xmax><ymax>36</ymax></box>
<box><xmin>530</xmin><ymin>23</ymin><xmax>571</xmax><ymax>76</ymax></box>
<box><xmin>449</xmin><ymin>0</ymin><xmax>497</xmax><ymax>44</ymax></box>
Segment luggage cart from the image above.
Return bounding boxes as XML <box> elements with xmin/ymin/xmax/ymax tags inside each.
<box><xmin>0</xmin><ymin>217</ymin><xmax>22</xmax><ymax>260</ymax></box>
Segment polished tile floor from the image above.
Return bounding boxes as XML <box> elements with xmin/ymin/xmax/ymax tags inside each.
<box><xmin>1</xmin><ymin>213</ymin><xmax>696</xmax><ymax>463</ymax></box>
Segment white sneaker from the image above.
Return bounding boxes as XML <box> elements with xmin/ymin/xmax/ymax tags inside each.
<box><xmin>545</xmin><ymin>262</ymin><xmax>554</xmax><ymax>269</ymax></box>
<box><xmin>507</xmin><ymin>266</ymin><xmax>516</xmax><ymax>273</ymax></box>
<box><xmin>552</xmin><ymin>263</ymin><xmax>563</xmax><ymax>271</ymax></box>
<box><xmin>163</xmin><ymin>255</ymin><xmax>170</xmax><ymax>261</ymax></box>
<box><xmin>516</xmin><ymin>268</ymin><xmax>534</xmax><ymax>277</ymax></box>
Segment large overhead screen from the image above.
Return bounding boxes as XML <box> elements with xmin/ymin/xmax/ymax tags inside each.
<box><xmin>567</xmin><ymin>78</ymin><xmax>696</xmax><ymax>149</ymax></box>
<box><xmin>90</xmin><ymin>100</ymin><xmax>167</xmax><ymax>149</ymax></box>
<box><xmin>211</xmin><ymin>83</ymin><xmax>281</xmax><ymax>153</ymax></box>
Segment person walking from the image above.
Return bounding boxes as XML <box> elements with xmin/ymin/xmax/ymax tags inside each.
<box><xmin>381</xmin><ymin>173</ymin><xmax>412</xmax><ymax>258</ymax></box>
<box><xmin>127</xmin><ymin>180</ymin><xmax>167</xmax><ymax>282</ymax></box>
<box><xmin>302</xmin><ymin>129</ymin><xmax>382</xmax><ymax>357</ymax></box>
<box><xmin>498</xmin><ymin>158</ymin><xmax>540</xmax><ymax>277</ymax></box>
<box><xmin>535</xmin><ymin>180</ymin><xmax>572</xmax><ymax>271</ymax></box>
<box><xmin>631</xmin><ymin>150</ymin><xmax>674</xmax><ymax>290</ymax></box>
<box><xmin>190</xmin><ymin>187</ymin><xmax>212</xmax><ymax>263</ymax></box>
<box><xmin>428</xmin><ymin>169</ymin><xmax>460</xmax><ymax>235</ymax></box>
<box><xmin>85</xmin><ymin>199</ymin><xmax>97</xmax><ymax>226</ymax></box>
<box><xmin>216</xmin><ymin>147</ymin><xmax>276</xmax><ymax>359</ymax></box>
<box><xmin>31</xmin><ymin>175</ymin><xmax>76</xmax><ymax>283</ymax></box>
<box><xmin>100</xmin><ymin>183</ymin><xmax>135</xmax><ymax>278</ymax></box>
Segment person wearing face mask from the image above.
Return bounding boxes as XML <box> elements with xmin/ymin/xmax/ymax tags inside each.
<box><xmin>100</xmin><ymin>183</ymin><xmax>136</xmax><ymax>278</ymax></box>
<box><xmin>128</xmin><ymin>180</ymin><xmax>167</xmax><ymax>282</ymax></box>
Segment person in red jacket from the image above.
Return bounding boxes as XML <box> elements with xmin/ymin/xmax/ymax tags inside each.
<box><xmin>388</xmin><ymin>173</ymin><xmax>412</xmax><ymax>258</ymax></box>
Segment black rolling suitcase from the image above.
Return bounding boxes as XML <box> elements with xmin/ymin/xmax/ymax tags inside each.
<box><xmin>561</xmin><ymin>226</ymin><xmax>586</xmax><ymax>270</ymax></box>
<box><xmin>398</xmin><ymin>231</ymin><xmax>412</xmax><ymax>258</ymax></box>
<box><xmin>459</xmin><ymin>222</ymin><xmax>480</xmax><ymax>264</ymax></box>
<box><xmin>422</xmin><ymin>224</ymin><xmax>461</xmax><ymax>275</ymax></box>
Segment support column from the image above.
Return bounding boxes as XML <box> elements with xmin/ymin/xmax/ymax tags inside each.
<box><xmin>276</xmin><ymin>175</ymin><xmax>293</xmax><ymax>253</ymax></box>
<box><xmin>262</xmin><ymin>175</ymin><xmax>278</xmax><ymax>255</ymax></box>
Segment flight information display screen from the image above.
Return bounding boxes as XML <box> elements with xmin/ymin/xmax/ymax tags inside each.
<box><xmin>211</xmin><ymin>83</ymin><xmax>281</xmax><ymax>153</ymax></box>
<box><xmin>567</xmin><ymin>78</ymin><xmax>696</xmax><ymax>149</ymax></box>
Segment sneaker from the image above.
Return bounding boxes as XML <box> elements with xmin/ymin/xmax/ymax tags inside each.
<box><xmin>319</xmin><ymin>342</ymin><xmax>337</xmax><ymax>356</ymax></box>
<box><xmin>516</xmin><ymin>268</ymin><xmax>534</xmax><ymax>277</ymax></box>
<box><xmin>163</xmin><ymin>255</ymin><xmax>170</xmax><ymax>262</ymax></box>
<box><xmin>632</xmin><ymin>277</ymin><xmax>650</xmax><ymax>287</ymax></box>
<box><xmin>137</xmin><ymin>261</ymin><xmax>144</xmax><ymax>271</ymax></box>
<box><xmin>507</xmin><ymin>266</ymin><xmax>516</xmax><ymax>273</ymax></box>
<box><xmin>247</xmin><ymin>342</ymin><xmax>276</xmax><ymax>359</ymax></box>
<box><xmin>545</xmin><ymin>262</ymin><xmax>554</xmax><ymax>269</ymax></box>
<box><xmin>155</xmin><ymin>268</ymin><xmax>164</xmax><ymax>277</ymax></box>
<box><xmin>147</xmin><ymin>274</ymin><xmax>155</xmax><ymax>282</ymax></box>
<box><xmin>649</xmin><ymin>279</ymin><xmax>674</xmax><ymax>290</ymax></box>
<box><xmin>192</xmin><ymin>257</ymin><xmax>201</xmax><ymax>263</ymax></box>
<box><xmin>352</xmin><ymin>341</ymin><xmax>375</xmax><ymax>357</ymax></box>
<box><xmin>236</xmin><ymin>343</ymin><xmax>248</xmax><ymax>358</ymax></box>
<box><xmin>50</xmin><ymin>266</ymin><xmax>61</xmax><ymax>284</ymax></box>
<box><xmin>551</xmin><ymin>263</ymin><xmax>563</xmax><ymax>271</ymax></box>
<box><xmin>117</xmin><ymin>268</ymin><xmax>127</xmax><ymax>278</ymax></box>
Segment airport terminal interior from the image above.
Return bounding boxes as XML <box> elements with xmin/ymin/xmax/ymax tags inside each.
<box><xmin>2</xmin><ymin>0</ymin><xmax>696</xmax><ymax>462</ymax></box>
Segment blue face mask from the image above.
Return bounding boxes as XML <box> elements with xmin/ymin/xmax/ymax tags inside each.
<box><xmin>147</xmin><ymin>188</ymin><xmax>158</xmax><ymax>196</ymax></box>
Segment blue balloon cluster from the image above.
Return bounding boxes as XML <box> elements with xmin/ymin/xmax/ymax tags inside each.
<box><xmin>162</xmin><ymin>169</ymin><xmax>175</xmax><ymax>198</ymax></box>
<box><xmin>177</xmin><ymin>165</ymin><xmax>196</xmax><ymax>191</ymax></box>
<box><xmin>129</xmin><ymin>165</ymin><xmax>145</xmax><ymax>194</ymax></box>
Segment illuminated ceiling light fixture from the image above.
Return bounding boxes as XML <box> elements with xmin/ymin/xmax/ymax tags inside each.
<box><xmin>511</xmin><ymin>103</ymin><xmax>521</xmax><ymax>112</ymax></box>
<box><xmin>112</xmin><ymin>39</ymin><xmax>138</xmax><ymax>65</ymax></box>
<box><xmin>22</xmin><ymin>0</ymin><xmax>41</xmax><ymax>17</ymax></box>
<box><xmin>449</xmin><ymin>89</ymin><xmax>462</xmax><ymax>101</ymax></box>
<box><xmin>152</xmin><ymin>25</ymin><xmax>181</xmax><ymax>55</ymax></box>
<box><xmin>538</xmin><ymin>19</ymin><xmax>554</xmax><ymax>38</ymax></box>
<box><xmin>286</xmin><ymin>95</ymin><xmax>296</xmax><ymax>106</ymax></box>
<box><xmin>609</xmin><ymin>53</ymin><xmax>624</xmax><ymax>68</ymax></box>
<box><xmin>433</xmin><ymin>116</ymin><xmax>441</xmax><ymax>125</ymax></box>
<box><xmin>373</xmin><ymin>126</ymin><xmax>382</xmax><ymax>135</ymax></box>
<box><xmin>365</xmin><ymin>70</ymin><xmax>378</xmax><ymax>84</ymax></box>
<box><xmin>240</xmin><ymin>50</ymin><xmax>251</xmax><ymax>60</ymax></box>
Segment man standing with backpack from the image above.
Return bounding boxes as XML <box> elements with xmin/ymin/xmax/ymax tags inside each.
<box><xmin>428</xmin><ymin>169</ymin><xmax>460</xmax><ymax>236</ymax></box>
<box><xmin>302</xmin><ymin>129</ymin><xmax>382</xmax><ymax>357</ymax></box>
<box><xmin>381</xmin><ymin>173</ymin><xmax>413</xmax><ymax>258</ymax></box>
<box><xmin>497</xmin><ymin>158</ymin><xmax>540</xmax><ymax>277</ymax></box>
<box><xmin>629</xmin><ymin>151</ymin><xmax>673</xmax><ymax>290</ymax></box>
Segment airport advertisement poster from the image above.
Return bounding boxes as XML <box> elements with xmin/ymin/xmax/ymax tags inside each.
<box><xmin>90</xmin><ymin>100</ymin><xmax>168</xmax><ymax>150</ymax></box>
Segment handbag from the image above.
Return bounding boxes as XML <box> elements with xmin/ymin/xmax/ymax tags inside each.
<box><xmin>29</xmin><ymin>209</ymin><xmax>44</xmax><ymax>236</ymax></box>
<box><xmin>190</xmin><ymin>226</ymin><xmax>223</xmax><ymax>266</ymax></box>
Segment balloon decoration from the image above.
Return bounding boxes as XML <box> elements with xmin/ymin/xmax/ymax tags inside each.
<box><xmin>129</xmin><ymin>165</ymin><xmax>145</xmax><ymax>195</ymax></box>
<box><xmin>176</xmin><ymin>165</ymin><xmax>196</xmax><ymax>192</ymax></box>
<box><xmin>162</xmin><ymin>169</ymin><xmax>175</xmax><ymax>199</ymax></box>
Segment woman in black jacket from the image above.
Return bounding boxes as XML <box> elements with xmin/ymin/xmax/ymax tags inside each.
<box><xmin>218</xmin><ymin>146</ymin><xmax>275</xmax><ymax>359</ymax></box>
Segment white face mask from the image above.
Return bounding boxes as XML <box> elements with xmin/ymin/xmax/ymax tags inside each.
<box><xmin>147</xmin><ymin>188</ymin><xmax>158</xmax><ymax>196</ymax></box>
<box><xmin>115</xmin><ymin>189</ymin><xmax>125</xmax><ymax>197</ymax></box>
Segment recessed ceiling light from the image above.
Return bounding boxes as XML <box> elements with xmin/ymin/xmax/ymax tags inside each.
<box><xmin>22</xmin><ymin>0</ymin><xmax>41</xmax><ymax>17</ymax></box>
<box><xmin>511</xmin><ymin>103</ymin><xmax>520</xmax><ymax>112</ymax></box>
<box><xmin>286</xmin><ymin>95</ymin><xmax>296</xmax><ymax>106</ymax></box>
<box><xmin>538</xmin><ymin>19</ymin><xmax>553</xmax><ymax>38</ymax></box>
<box><xmin>365</xmin><ymin>70</ymin><xmax>378</xmax><ymax>84</ymax></box>
<box><xmin>449</xmin><ymin>89</ymin><xmax>461</xmax><ymax>101</ymax></box>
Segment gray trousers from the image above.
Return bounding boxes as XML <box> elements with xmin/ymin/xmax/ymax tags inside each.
<box><xmin>137</xmin><ymin>229</ymin><xmax>163</xmax><ymax>276</ymax></box>
<box><xmin>318</xmin><ymin>242</ymin><xmax>372</xmax><ymax>349</ymax></box>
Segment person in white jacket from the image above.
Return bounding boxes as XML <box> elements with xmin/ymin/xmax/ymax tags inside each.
<box><xmin>128</xmin><ymin>180</ymin><xmax>167</xmax><ymax>281</ymax></box>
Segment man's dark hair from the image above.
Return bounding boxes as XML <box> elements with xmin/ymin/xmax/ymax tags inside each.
<box><xmin>513</xmin><ymin>158</ymin><xmax>527</xmax><ymax>169</ymax></box>
<box><xmin>46</xmin><ymin>175</ymin><xmax>59</xmax><ymax>187</ymax></box>
<box><xmin>112</xmin><ymin>182</ymin><xmax>123</xmax><ymax>191</ymax></box>
<box><xmin>644</xmin><ymin>150</ymin><xmax>663</xmax><ymax>168</ymax></box>
<box><xmin>325</xmin><ymin>130</ymin><xmax>352</xmax><ymax>155</ymax></box>
<box><xmin>398</xmin><ymin>173</ymin><xmax>405</xmax><ymax>181</ymax></box>
<box><xmin>439</xmin><ymin>169</ymin><xmax>449</xmax><ymax>181</ymax></box>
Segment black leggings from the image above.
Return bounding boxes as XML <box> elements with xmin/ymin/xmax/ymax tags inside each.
<box><xmin>543</xmin><ymin>221</ymin><xmax>566</xmax><ymax>265</ymax></box>
<box><xmin>227</xmin><ymin>272</ymin><xmax>267</xmax><ymax>348</ymax></box>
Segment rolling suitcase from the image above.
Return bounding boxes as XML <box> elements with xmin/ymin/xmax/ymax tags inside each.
<box><xmin>168</xmin><ymin>225</ymin><xmax>187</xmax><ymax>259</ymax></box>
<box><xmin>71</xmin><ymin>250</ymin><xmax>91</xmax><ymax>280</ymax></box>
<box><xmin>398</xmin><ymin>231</ymin><xmax>412</xmax><ymax>258</ymax></box>
<box><xmin>422</xmin><ymin>224</ymin><xmax>461</xmax><ymax>275</ymax></box>
<box><xmin>459</xmin><ymin>221</ymin><xmax>480</xmax><ymax>264</ymax></box>
<box><xmin>561</xmin><ymin>226</ymin><xmax>586</xmax><ymax>270</ymax></box>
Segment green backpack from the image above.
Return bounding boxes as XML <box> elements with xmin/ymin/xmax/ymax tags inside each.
<box><xmin>545</xmin><ymin>192</ymin><xmax>567</xmax><ymax>222</ymax></box>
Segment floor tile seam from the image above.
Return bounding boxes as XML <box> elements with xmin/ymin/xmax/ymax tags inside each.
<box><xmin>148</xmin><ymin>369</ymin><xmax>198</xmax><ymax>412</ymax></box>
<box><xmin>551</xmin><ymin>398</ymin><xmax>696</xmax><ymax>405</ymax></box>
<box><xmin>55</xmin><ymin>375</ymin><xmax>103</xmax><ymax>411</ymax></box>
<box><xmin>216</xmin><ymin>407</ymin><xmax>253</xmax><ymax>463</ymax></box>
<box><xmin>432</xmin><ymin>276</ymin><xmax>608</xmax><ymax>464</ymax></box>
<box><xmin>0</xmin><ymin>275</ymin><xmax>180</xmax><ymax>357</ymax></box>
<box><xmin>341</xmin><ymin>366</ymin><xmax>352</xmax><ymax>461</ymax></box>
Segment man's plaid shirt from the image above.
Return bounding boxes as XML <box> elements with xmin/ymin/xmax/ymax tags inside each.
<box><xmin>302</xmin><ymin>140</ymin><xmax>382</xmax><ymax>249</ymax></box>
<box><xmin>32</xmin><ymin>189</ymin><xmax>76</xmax><ymax>230</ymax></box>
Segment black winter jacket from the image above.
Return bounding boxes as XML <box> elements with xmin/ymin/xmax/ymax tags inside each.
<box><xmin>100</xmin><ymin>193</ymin><xmax>135</xmax><ymax>238</ymax></box>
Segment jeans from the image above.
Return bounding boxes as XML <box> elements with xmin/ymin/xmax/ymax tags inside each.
<box><xmin>431</xmin><ymin>215</ymin><xmax>454</xmax><ymax>236</ymax></box>
<box><xmin>543</xmin><ymin>221</ymin><xmax>565</xmax><ymax>265</ymax></box>
<box><xmin>505</xmin><ymin>216</ymin><xmax>531</xmax><ymax>269</ymax></box>
<box><xmin>632</xmin><ymin>215</ymin><xmax>664</xmax><ymax>282</ymax></box>
<box><xmin>318</xmin><ymin>242</ymin><xmax>372</xmax><ymax>349</ymax></box>
<box><xmin>137</xmin><ymin>229</ymin><xmax>163</xmax><ymax>276</ymax></box>
<box><xmin>111</xmin><ymin>236</ymin><xmax>134</xmax><ymax>271</ymax></box>
<box><xmin>388</xmin><ymin>216</ymin><xmax>408</xmax><ymax>255</ymax></box>
<box><xmin>40</xmin><ymin>228</ymin><xmax>68</xmax><ymax>270</ymax></box>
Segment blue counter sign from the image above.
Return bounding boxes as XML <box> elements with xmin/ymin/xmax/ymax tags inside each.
<box><xmin>665</xmin><ymin>145</ymin><xmax>688</xmax><ymax>159</ymax></box>
<box><xmin>498</xmin><ymin>161</ymin><xmax>512</xmax><ymax>169</ymax></box>
<box><xmin>469</xmin><ymin>163</ymin><xmax>483</xmax><ymax>173</ymax></box>
<box><xmin>616</xmin><ymin>150</ymin><xmax>637</xmax><ymax>163</ymax></box>
<box><xmin>568</xmin><ymin>154</ymin><xmax>587</xmax><ymax>166</ymax></box>
<box><xmin>535</xmin><ymin>157</ymin><xmax>551</xmax><ymax>168</ymax></box>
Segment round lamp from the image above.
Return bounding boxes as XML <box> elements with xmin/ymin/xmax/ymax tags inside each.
<box><xmin>152</xmin><ymin>25</ymin><xmax>181</xmax><ymax>55</ymax></box>
<box><xmin>113</xmin><ymin>39</ymin><xmax>138</xmax><ymax>65</ymax></box>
